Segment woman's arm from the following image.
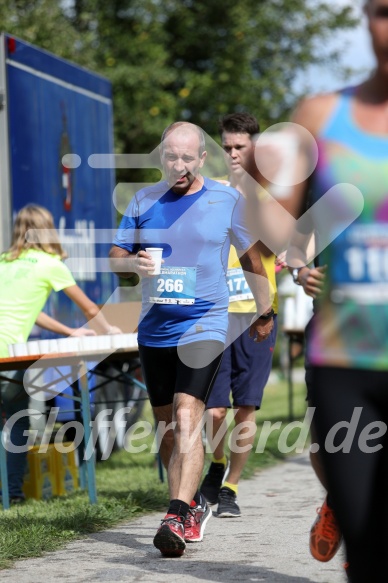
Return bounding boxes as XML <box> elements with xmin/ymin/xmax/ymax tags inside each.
<box><xmin>62</xmin><ymin>285</ymin><xmax>122</xmax><ymax>335</ymax></box>
<box><xmin>35</xmin><ymin>312</ymin><xmax>97</xmax><ymax>337</ymax></box>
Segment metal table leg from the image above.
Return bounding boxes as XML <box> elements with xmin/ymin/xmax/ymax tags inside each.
<box><xmin>0</xmin><ymin>408</ymin><xmax>10</xmax><ymax>510</ymax></box>
<box><xmin>78</xmin><ymin>362</ymin><xmax>97</xmax><ymax>504</ymax></box>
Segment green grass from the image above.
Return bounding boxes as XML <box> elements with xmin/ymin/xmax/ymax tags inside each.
<box><xmin>0</xmin><ymin>375</ymin><xmax>306</xmax><ymax>570</ymax></box>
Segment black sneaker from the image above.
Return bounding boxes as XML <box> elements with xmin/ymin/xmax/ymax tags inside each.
<box><xmin>200</xmin><ymin>459</ymin><xmax>229</xmax><ymax>505</ymax></box>
<box><xmin>216</xmin><ymin>486</ymin><xmax>241</xmax><ymax>518</ymax></box>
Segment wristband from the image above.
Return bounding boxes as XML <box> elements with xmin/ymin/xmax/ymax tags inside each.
<box><xmin>292</xmin><ymin>267</ymin><xmax>304</xmax><ymax>285</ymax></box>
<box><xmin>257</xmin><ymin>309</ymin><xmax>275</xmax><ymax>320</ymax></box>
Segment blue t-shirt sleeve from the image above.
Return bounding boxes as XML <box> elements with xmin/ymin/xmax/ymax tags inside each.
<box><xmin>230</xmin><ymin>193</ymin><xmax>254</xmax><ymax>252</ymax></box>
<box><xmin>113</xmin><ymin>196</ymin><xmax>140</xmax><ymax>253</ymax></box>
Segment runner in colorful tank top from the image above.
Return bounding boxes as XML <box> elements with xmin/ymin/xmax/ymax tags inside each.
<box><xmin>272</xmin><ymin>2</ymin><xmax>388</xmax><ymax>580</ymax></box>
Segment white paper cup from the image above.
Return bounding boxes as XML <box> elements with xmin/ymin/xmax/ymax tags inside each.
<box><xmin>97</xmin><ymin>335</ymin><xmax>112</xmax><ymax>351</ymax></box>
<box><xmin>12</xmin><ymin>343</ymin><xmax>28</xmax><ymax>357</ymax></box>
<box><xmin>120</xmin><ymin>333</ymin><xmax>138</xmax><ymax>349</ymax></box>
<box><xmin>27</xmin><ymin>340</ymin><xmax>40</xmax><ymax>356</ymax></box>
<box><xmin>38</xmin><ymin>339</ymin><xmax>51</xmax><ymax>355</ymax></box>
<box><xmin>145</xmin><ymin>247</ymin><xmax>163</xmax><ymax>275</ymax></box>
<box><xmin>128</xmin><ymin>333</ymin><xmax>138</xmax><ymax>348</ymax></box>
<box><xmin>7</xmin><ymin>344</ymin><xmax>14</xmax><ymax>357</ymax></box>
<box><xmin>67</xmin><ymin>337</ymin><xmax>80</xmax><ymax>352</ymax></box>
<box><xmin>48</xmin><ymin>339</ymin><xmax>59</xmax><ymax>353</ymax></box>
<box><xmin>57</xmin><ymin>337</ymin><xmax>78</xmax><ymax>354</ymax></box>
<box><xmin>111</xmin><ymin>334</ymin><xmax>127</xmax><ymax>349</ymax></box>
<box><xmin>57</xmin><ymin>338</ymin><xmax>70</xmax><ymax>353</ymax></box>
<box><xmin>80</xmin><ymin>335</ymin><xmax>98</xmax><ymax>353</ymax></box>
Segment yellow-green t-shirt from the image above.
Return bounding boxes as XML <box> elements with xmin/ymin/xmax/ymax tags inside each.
<box><xmin>0</xmin><ymin>249</ymin><xmax>76</xmax><ymax>357</ymax></box>
<box><xmin>227</xmin><ymin>246</ymin><xmax>278</xmax><ymax>314</ymax></box>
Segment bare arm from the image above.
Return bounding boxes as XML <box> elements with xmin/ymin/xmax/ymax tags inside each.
<box><xmin>298</xmin><ymin>266</ymin><xmax>326</xmax><ymax>299</ymax></box>
<box><xmin>247</xmin><ymin>93</ymin><xmax>339</xmax><ymax>255</ymax></box>
<box><xmin>239</xmin><ymin>244</ymin><xmax>274</xmax><ymax>342</ymax></box>
<box><xmin>108</xmin><ymin>245</ymin><xmax>163</xmax><ymax>281</ymax></box>
<box><xmin>244</xmin><ymin>137</ymin><xmax>308</xmax><ymax>257</ymax></box>
<box><xmin>108</xmin><ymin>245</ymin><xmax>139</xmax><ymax>280</ymax></box>
<box><xmin>35</xmin><ymin>312</ymin><xmax>96</xmax><ymax>337</ymax></box>
<box><xmin>62</xmin><ymin>285</ymin><xmax>122</xmax><ymax>335</ymax></box>
<box><xmin>278</xmin><ymin>234</ymin><xmax>327</xmax><ymax>299</ymax></box>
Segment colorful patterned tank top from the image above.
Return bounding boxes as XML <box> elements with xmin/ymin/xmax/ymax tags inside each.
<box><xmin>308</xmin><ymin>87</ymin><xmax>388</xmax><ymax>369</ymax></box>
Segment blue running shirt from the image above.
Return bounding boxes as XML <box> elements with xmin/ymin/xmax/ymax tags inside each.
<box><xmin>113</xmin><ymin>177</ymin><xmax>254</xmax><ymax>346</ymax></box>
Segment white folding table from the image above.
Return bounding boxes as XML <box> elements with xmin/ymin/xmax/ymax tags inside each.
<box><xmin>0</xmin><ymin>346</ymin><xmax>148</xmax><ymax>510</ymax></box>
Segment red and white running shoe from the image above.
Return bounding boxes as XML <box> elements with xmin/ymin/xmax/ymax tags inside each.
<box><xmin>184</xmin><ymin>498</ymin><xmax>212</xmax><ymax>543</ymax></box>
<box><xmin>153</xmin><ymin>514</ymin><xmax>186</xmax><ymax>557</ymax></box>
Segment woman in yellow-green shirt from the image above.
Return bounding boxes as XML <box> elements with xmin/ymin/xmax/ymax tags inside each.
<box><xmin>0</xmin><ymin>205</ymin><xmax>119</xmax><ymax>501</ymax></box>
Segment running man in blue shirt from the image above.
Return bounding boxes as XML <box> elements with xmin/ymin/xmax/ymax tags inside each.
<box><xmin>109</xmin><ymin>122</ymin><xmax>274</xmax><ymax>556</ymax></box>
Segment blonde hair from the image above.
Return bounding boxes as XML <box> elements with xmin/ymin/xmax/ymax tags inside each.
<box><xmin>4</xmin><ymin>205</ymin><xmax>66</xmax><ymax>261</ymax></box>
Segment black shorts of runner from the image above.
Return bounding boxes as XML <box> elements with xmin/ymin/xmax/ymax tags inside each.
<box><xmin>138</xmin><ymin>340</ymin><xmax>224</xmax><ymax>407</ymax></box>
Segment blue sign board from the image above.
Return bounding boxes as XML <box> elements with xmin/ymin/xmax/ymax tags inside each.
<box><xmin>5</xmin><ymin>34</ymin><xmax>116</xmax><ymax>328</ymax></box>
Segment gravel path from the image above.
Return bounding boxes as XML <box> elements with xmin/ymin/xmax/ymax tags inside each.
<box><xmin>1</xmin><ymin>452</ymin><xmax>347</xmax><ymax>582</ymax></box>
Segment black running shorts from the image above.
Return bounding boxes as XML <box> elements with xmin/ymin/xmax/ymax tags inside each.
<box><xmin>138</xmin><ymin>340</ymin><xmax>224</xmax><ymax>407</ymax></box>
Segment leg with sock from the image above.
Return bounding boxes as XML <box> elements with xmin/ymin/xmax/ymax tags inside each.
<box><xmin>216</xmin><ymin>405</ymin><xmax>256</xmax><ymax>517</ymax></box>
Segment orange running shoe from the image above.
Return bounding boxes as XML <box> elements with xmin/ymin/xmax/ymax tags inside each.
<box><xmin>310</xmin><ymin>496</ymin><xmax>342</xmax><ymax>562</ymax></box>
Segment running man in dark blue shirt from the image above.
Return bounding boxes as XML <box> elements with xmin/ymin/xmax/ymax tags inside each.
<box><xmin>109</xmin><ymin>122</ymin><xmax>274</xmax><ymax>556</ymax></box>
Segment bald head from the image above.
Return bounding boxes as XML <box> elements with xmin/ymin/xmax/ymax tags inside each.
<box><xmin>160</xmin><ymin>122</ymin><xmax>207</xmax><ymax>195</ymax></box>
<box><xmin>161</xmin><ymin>122</ymin><xmax>206</xmax><ymax>155</ymax></box>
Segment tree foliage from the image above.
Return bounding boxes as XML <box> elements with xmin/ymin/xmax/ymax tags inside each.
<box><xmin>0</xmin><ymin>0</ymin><xmax>95</xmax><ymax>65</ymax></box>
<box><xmin>1</xmin><ymin>0</ymin><xmax>358</xmax><ymax>153</ymax></box>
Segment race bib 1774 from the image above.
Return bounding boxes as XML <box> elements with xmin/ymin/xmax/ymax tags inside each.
<box><xmin>227</xmin><ymin>267</ymin><xmax>253</xmax><ymax>302</ymax></box>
